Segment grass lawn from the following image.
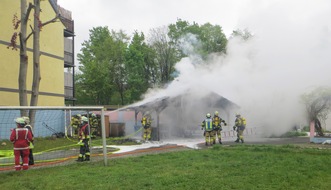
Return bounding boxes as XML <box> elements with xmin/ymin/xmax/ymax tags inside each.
<box><xmin>1</xmin><ymin>144</ymin><xmax>331</xmax><ymax>190</ymax></box>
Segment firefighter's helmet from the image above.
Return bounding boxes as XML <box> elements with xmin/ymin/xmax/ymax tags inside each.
<box><xmin>15</xmin><ymin>117</ymin><xmax>26</xmax><ymax>126</ymax></box>
<box><xmin>236</xmin><ymin>113</ymin><xmax>241</xmax><ymax>117</ymax></box>
<box><xmin>206</xmin><ymin>113</ymin><xmax>211</xmax><ymax>118</ymax></box>
<box><xmin>22</xmin><ymin>116</ymin><xmax>30</xmax><ymax>124</ymax></box>
<box><xmin>214</xmin><ymin>111</ymin><xmax>219</xmax><ymax>116</ymax></box>
<box><xmin>144</xmin><ymin>111</ymin><xmax>150</xmax><ymax>116</ymax></box>
<box><xmin>81</xmin><ymin>116</ymin><xmax>88</xmax><ymax>123</ymax></box>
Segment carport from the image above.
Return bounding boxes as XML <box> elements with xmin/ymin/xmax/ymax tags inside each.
<box><xmin>124</xmin><ymin>90</ymin><xmax>240</xmax><ymax>141</ymax></box>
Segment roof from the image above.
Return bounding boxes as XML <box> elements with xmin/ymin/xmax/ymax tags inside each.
<box><xmin>124</xmin><ymin>90</ymin><xmax>239</xmax><ymax>113</ymax></box>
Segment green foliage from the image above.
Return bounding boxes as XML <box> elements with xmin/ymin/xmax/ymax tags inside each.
<box><xmin>125</xmin><ymin>32</ymin><xmax>156</xmax><ymax>103</ymax></box>
<box><xmin>168</xmin><ymin>18</ymin><xmax>228</xmax><ymax>59</ymax></box>
<box><xmin>302</xmin><ymin>125</ymin><xmax>310</xmax><ymax>132</ymax></box>
<box><xmin>230</xmin><ymin>28</ymin><xmax>253</xmax><ymax>41</ymax></box>
<box><xmin>280</xmin><ymin>131</ymin><xmax>308</xmax><ymax>138</ymax></box>
<box><xmin>75</xmin><ymin>19</ymin><xmax>229</xmax><ymax>105</ymax></box>
<box><xmin>1</xmin><ymin>145</ymin><xmax>331</xmax><ymax>189</ymax></box>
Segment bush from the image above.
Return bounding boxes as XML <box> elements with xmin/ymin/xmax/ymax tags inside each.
<box><xmin>280</xmin><ymin>131</ymin><xmax>308</xmax><ymax>138</ymax></box>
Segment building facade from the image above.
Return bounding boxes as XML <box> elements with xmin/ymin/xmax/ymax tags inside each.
<box><xmin>0</xmin><ymin>0</ymin><xmax>75</xmax><ymax>106</ymax></box>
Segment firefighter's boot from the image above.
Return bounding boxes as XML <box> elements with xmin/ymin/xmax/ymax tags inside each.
<box><xmin>85</xmin><ymin>155</ymin><xmax>90</xmax><ymax>161</ymax></box>
<box><xmin>241</xmin><ymin>139</ymin><xmax>244</xmax><ymax>143</ymax></box>
<box><xmin>219</xmin><ymin>140</ymin><xmax>222</xmax><ymax>144</ymax></box>
<box><xmin>213</xmin><ymin>139</ymin><xmax>216</xmax><ymax>144</ymax></box>
<box><xmin>205</xmin><ymin>142</ymin><xmax>208</xmax><ymax>146</ymax></box>
<box><xmin>76</xmin><ymin>156</ymin><xmax>84</xmax><ymax>162</ymax></box>
<box><xmin>235</xmin><ymin>139</ymin><xmax>239</xmax><ymax>143</ymax></box>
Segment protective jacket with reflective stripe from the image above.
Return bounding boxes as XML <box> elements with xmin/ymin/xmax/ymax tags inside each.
<box><xmin>10</xmin><ymin>128</ymin><xmax>33</xmax><ymax>150</ymax></box>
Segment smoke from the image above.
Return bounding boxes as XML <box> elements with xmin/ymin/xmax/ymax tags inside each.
<box><xmin>136</xmin><ymin>0</ymin><xmax>331</xmax><ymax>137</ymax></box>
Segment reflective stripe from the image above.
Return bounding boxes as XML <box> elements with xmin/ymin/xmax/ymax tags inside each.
<box><xmin>15</xmin><ymin>128</ymin><xmax>29</xmax><ymax>140</ymax></box>
<box><xmin>14</xmin><ymin>146</ymin><xmax>29</xmax><ymax>150</ymax></box>
<box><xmin>205</xmin><ymin>118</ymin><xmax>213</xmax><ymax>131</ymax></box>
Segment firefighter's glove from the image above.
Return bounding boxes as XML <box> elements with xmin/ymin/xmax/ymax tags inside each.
<box><xmin>77</xmin><ymin>140</ymin><xmax>84</xmax><ymax>146</ymax></box>
<box><xmin>201</xmin><ymin>127</ymin><xmax>203</xmax><ymax>130</ymax></box>
<box><xmin>29</xmin><ymin>142</ymin><xmax>34</xmax><ymax>149</ymax></box>
<box><xmin>224</xmin><ymin>122</ymin><xmax>227</xmax><ymax>126</ymax></box>
<box><xmin>233</xmin><ymin>126</ymin><xmax>236</xmax><ymax>130</ymax></box>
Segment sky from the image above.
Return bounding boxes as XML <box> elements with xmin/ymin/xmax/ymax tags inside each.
<box><xmin>57</xmin><ymin>0</ymin><xmax>331</xmax><ymax>136</ymax></box>
<box><xmin>57</xmin><ymin>0</ymin><xmax>246</xmax><ymax>56</ymax></box>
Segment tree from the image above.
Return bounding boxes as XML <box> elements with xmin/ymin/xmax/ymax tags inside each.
<box><xmin>77</xmin><ymin>27</ymin><xmax>115</xmax><ymax>105</ymax></box>
<box><xmin>125</xmin><ymin>31</ymin><xmax>157</xmax><ymax>103</ymax></box>
<box><xmin>148</xmin><ymin>26</ymin><xmax>179</xmax><ymax>85</ymax></box>
<box><xmin>230</xmin><ymin>29</ymin><xmax>253</xmax><ymax>41</ymax></box>
<box><xmin>77</xmin><ymin>27</ymin><xmax>130</xmax><ymax>105</ymax></box>
<box><xmin>301</xmin><ymin>87</ymin><xmax>331</xmax><ymax>136</ymax></box>
<box><xmin>8</xmin><ymin>0</ymin><xmax>34</xmax><ymax>116</ymax></box>
<box><xmin>168</xmin><ymin>19</ymin><xmax>228</xmax><ymax>60</ymax></box>
<box><xmin>110</xmin><ymin>30</ymin><xmax>129</xmax><ymax>105</ymax></box>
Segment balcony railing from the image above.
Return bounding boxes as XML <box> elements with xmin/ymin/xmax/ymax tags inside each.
<box><xmin>64</xmin><ymin>72</ymin><xmax>74</xmax><ymax>99</ymax></box>
<box><xmin>64</xmin><ymin>51</ymin><xmax>73</xmax><ymax>66</ymax></box>
<box><xmin>64</xmin><ymin>86</ymin><xmax>74</xmax><ymax>99</ymax></box>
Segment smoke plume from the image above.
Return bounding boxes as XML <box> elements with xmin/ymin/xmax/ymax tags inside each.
<box><xmin>138</xmin><ymin>0</ymin><xmax>331</xmax><ymax>137</ymax></box>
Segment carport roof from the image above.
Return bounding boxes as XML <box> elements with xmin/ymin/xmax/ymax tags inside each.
<box><xmin>124</xmin><ymin>91</ymin><xmax>239</xmax><ymax>113</ymax></box>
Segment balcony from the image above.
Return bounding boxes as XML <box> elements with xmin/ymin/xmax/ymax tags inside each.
<box><xmin>64</xmin><ymin>38</ymin><xmax>73</xmax><ymax>67</ymax></box>
<box><xmin>64</xmin><ymin>72</ymin><xmax>74</xmax><ymax>100</ymax></box>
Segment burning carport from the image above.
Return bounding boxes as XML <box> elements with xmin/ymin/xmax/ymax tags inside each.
<box><xmin>124</xmin><ymin>90</ymin><xmax>240</xmax><ymax>141</ymax></box>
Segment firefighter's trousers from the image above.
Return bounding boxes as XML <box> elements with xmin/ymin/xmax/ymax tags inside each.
<box><xmin>143</xmin><ymin>127</ymin><xmax>152</xmax><ymax>140</ymax></box>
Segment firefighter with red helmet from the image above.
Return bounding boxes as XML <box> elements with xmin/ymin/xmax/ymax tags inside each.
<box><xmin>10</xmin><ymin>117</ymin><xmax>33</xmax><ymax>171</ymax></box>
<box><xmin>77</xmin><ymin>116</ymin><xmax>91</xmax><ymax>162</ymax></box>
<box><xmin>212</xmin><ymin>111</ymin><xmax>227</xmax><ymax>144</ymax></box>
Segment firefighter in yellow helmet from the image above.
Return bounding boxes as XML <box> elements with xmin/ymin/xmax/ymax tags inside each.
<box><xmin>233</xmin><ymin>113</ymin><xmax>246</xmax><ymax>143</ymax></box>
<box><xmin>141</xmin><ymin>111</ymin><xmax>152</xmax><ymax>142</ymax></box>
<box><xmin>22</xmin><ymin>116</ymin><xmax>34</xmax><ymax>165</ymax></box>
<box><xmin>89</xmin><ymin>113</ymin><xmax>100</xmax><ymax>137</ymax></box>
<box><xmin>212</xmin><ymin>111</ymin><xmax>227</xmax><ymax>144</ymax></box>
<box><xmin>70</xmin><ymin>114</ymin><xmax>81</xmax><ymax>136</ymax></box>
<box><xmin>201</xmin><ymin>113</ymin><xmax>214</xmax><ymax>146</ymax></box>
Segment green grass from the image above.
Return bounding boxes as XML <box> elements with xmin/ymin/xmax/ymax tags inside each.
<box><xmin>1</xmin><ymin>144</ymin><xmax>331</xmax><ymax>190</ymax></box>
<box><xmin>0</xmin><ymin>137</ymin><xmax>140</xmax><ymax>152</ymax></box>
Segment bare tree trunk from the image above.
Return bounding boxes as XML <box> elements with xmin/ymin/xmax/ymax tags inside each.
<box><xmin>19</xmin><ymin>0</ymin><xmax>29</xmax><ymax>116</ymax></box>
<box><xmin>29</xmin><ymin>0</ymin><xmax>41</xmax><ymax>124</ymax></box>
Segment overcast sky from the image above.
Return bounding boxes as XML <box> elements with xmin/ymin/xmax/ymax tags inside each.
<box><xmin>57</xmin><ymin>0</ymin><xmax>252</xmax><ymax>57</ymax></box>
<box><xmin>57</xmin><ymin>0</ymin><xmax>331</xmax><ymax>62</ymax></box>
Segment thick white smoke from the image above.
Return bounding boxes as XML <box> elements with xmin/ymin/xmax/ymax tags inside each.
<box><xmin>138</xmin><ymin>0</ymin><xmax>331</xmax><ymax>137</ymax></box>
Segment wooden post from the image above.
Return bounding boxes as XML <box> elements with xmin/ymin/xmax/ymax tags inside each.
<box><xmin>310</xmin><ymin>121</ymin><xmax>315</xmax><ymax>142</ymax></box>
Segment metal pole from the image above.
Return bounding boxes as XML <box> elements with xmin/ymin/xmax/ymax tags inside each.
<box><xmin>64</xmin><ymin>109</ymin><xmax>67</xmax><ymax>137</ymax></box>
<box><xmin>101</xmin><ymin>108</ymin><xmax>108</xmax><ymax>166</ymax></box>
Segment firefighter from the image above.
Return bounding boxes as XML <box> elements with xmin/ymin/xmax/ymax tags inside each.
<box><xmin>89</xmin><ymin>113</ymin><xmax>100</xmax><ymax>137</ymax></box>
<box><xmin>233</xmin><ymin>113</ymin><xmax>246</xmax><ymax>143</ymax></box>
<box><xmin>141</xmin><ymin>112</ymin><xmax>152</xmax><ymax>142</ymax></box>
<box><xmin>212</xmin><ymin>111</ymin><xmax>227</xmax><ymax>144</ymax></box>
<box><xmin>22</xmin><ymin>116</ymin><xmax>34</xmax><ymax>165</ymax></box>
<box><xmin>201</xmin><ymin>113</ymin><xmax>214</xmax><ymax>146</ymax></box>
<box><xmin>76</xmin><ymin>116</ymin><xmax>91</xmax><ymax>162</ymax></box>
<box><xmin>10</xmin><ymin>117</ymin><xmax>33</xmax><ymax>171</ymax></box>
<box><xmin>70</xmin><ymin>114</ymin><xmax>81</xmax><ymax>136</ymax></box>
